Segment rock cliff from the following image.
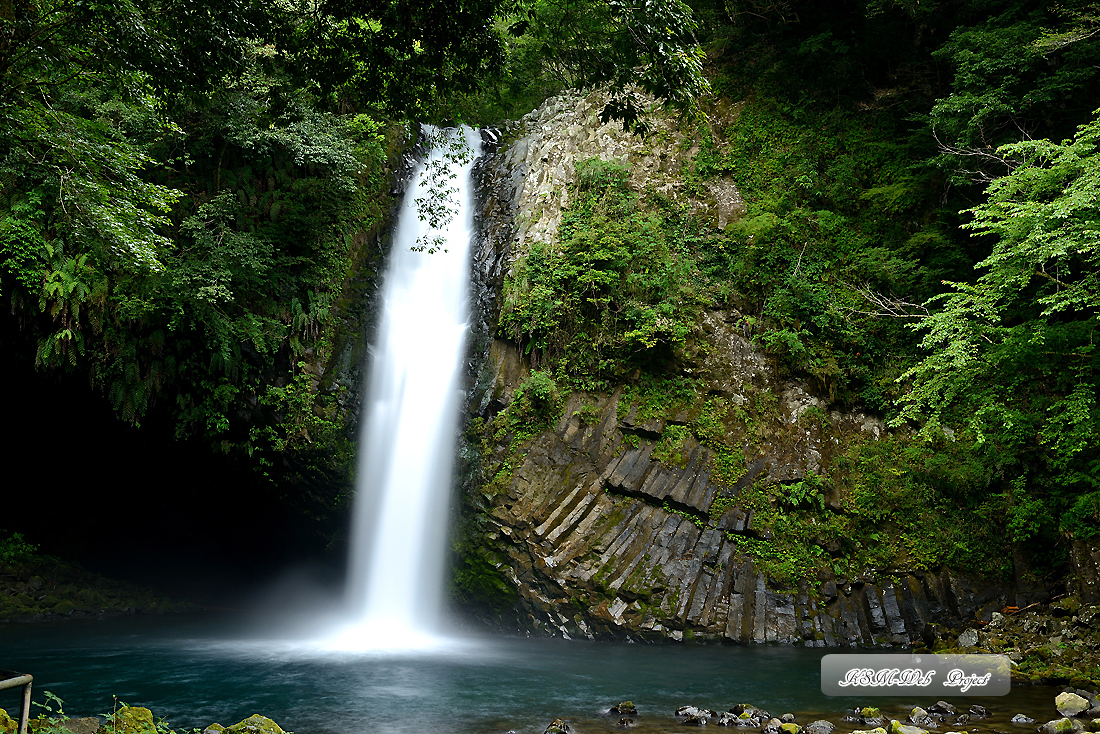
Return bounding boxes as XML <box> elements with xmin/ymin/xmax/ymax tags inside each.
<box><xmin>458</xmin><ymin>92</ymin><xmax>1054</xmax><ymax>646</ymax></box>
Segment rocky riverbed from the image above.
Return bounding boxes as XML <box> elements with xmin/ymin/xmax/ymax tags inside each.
<box><xmin>949</xmin><ymin>600</ymin><xmax>1100</xmax><ymax>688</ymax></box>
<box><xmin>534</xmin><ymin>688</ymin><xmax>1100</xmax><ymax>734</ymax></box>
<box><xmin>3</xmin><ymin>689</ymin><xmax>1098</xmax><ymax>734</ymax></box>
<box><xmin>0</xmin><ymin>706</ymin><xmax>286</xmax><ymax>734</ymax></box>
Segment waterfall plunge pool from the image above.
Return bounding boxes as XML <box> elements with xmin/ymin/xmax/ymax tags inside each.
<box><xmin>0</xmin><ymin>614</ymin><xmax>1063</xmax><ymax>734</ymax></box>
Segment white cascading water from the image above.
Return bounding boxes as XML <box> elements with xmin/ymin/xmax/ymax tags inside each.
<box><xmin>329</xmin><ymin>125</ymin><xmax>481</xmax><ymax>651</ymax></box>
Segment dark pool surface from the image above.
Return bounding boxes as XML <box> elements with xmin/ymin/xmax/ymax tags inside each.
<box><xmin>0</xmin><ymin>614</ymin><xmax>1067</xmax><ymax>734</ymax></box>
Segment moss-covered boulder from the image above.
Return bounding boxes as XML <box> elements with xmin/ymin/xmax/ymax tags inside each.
<box><xmin>0</xmin><ymin>708</ymin><xmax>18</xmax><ymax>734</ymax></box>
<box><xmin>52</xmin><ymin>600</ymin><xmax>76</xmax><ymax>616</ymax></box>
<box><xmin>114</xmin><ymin>706</ymin><xmax>155</xmax><ymax>734</ymax></box>
<box><xmin>780</xmin><ymin>723</ymin><xmax>801</xmax><ymax>734</ymax></box>
<box><xmin>225</xmin><ymin>716</ymin><xmax>286</xmax><ymax>734</ymax></box>
<box><xmin>1057</xmin><ymin>693</ymin><xmax>1091</xmax><ymax>718</ymax></box>
<box><xmin>1039</xmin><ymin>719</ymin><xmax>1083</xmax><ymax>734</ymax></box>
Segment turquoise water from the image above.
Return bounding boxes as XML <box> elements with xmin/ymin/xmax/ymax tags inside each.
<box><xmin>0</xmin><ymin>615</ymin><xmax>1062</xmax><ymax>734</ymax></box>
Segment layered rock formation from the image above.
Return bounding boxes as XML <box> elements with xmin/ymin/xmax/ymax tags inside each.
<box><xmin>460</xmin><ymin>92</ymin><xmax>1050</xmax><ymax>645</ymax></box>
<box><xmin>467</xmin><ymin>339</ymin><xmax>1014</xmax><ymax>645</ymax></box>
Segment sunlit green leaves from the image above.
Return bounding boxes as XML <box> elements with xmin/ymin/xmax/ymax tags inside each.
<box><xmin>897</xmin><ymin>110</ymin><xmax>1100</xmax><ymax>537</ymax></box>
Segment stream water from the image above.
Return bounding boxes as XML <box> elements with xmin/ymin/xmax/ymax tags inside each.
<box><xmin>0</xmin><ymin>615</ymin><xmax>1065</xmax><ymax>734</ymax></box>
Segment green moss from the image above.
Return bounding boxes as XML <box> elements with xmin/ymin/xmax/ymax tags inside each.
<box><xmin>451</xmin><ymin>548</ymin><xmax>517</xmax><ymax>612</ymax></box>
<box><xmin>619</xmin><ymin>376</ymin><xmax>698</xmax><ymax>423</ymax></box>
<box><xmin>662</xmin><ymin>501</ymin><xmax>705</xmax><ymax>529</ymax></box>
<box><xmin>653</xmin><ymin>425</ymin><xmax>691</xmax><ymax>468</ymax></box>
<box><xmin>0</xmin><ymin>709</ymin><xmax>17</xmax><ymax>734</ymax></box>
<box><xmin>115</xmin><ymin>706</ymin><xmax>156</xmax><ymax>734</ymax></box>
<box><xmin>708</xmin><ymin>496</ymin><xmax>740</xmax><ymax>523</ymax></box>
<box><xmin>225</xmin><ymin>715</ymin><xmax>286</xmax><ymax>734</ymax></box>
<box><xmin>481</xmin><ymin>463</ymin><xmax>514</xmax><ymax>498</ymax></box>
<box><xmin>710</xmin><ymin>444</ymin><xmax>747</xmax><ymax>487</ymax></box>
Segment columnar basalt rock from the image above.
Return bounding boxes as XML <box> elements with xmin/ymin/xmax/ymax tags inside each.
<box><xmin>465</xmin><ymin>352</ymin><xmax>1017</xmax><ymax>643</ymax></box>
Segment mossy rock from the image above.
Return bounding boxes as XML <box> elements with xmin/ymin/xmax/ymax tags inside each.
<box><xmin>63</xmin><ymin>717</ymin><xmax>102</xmax><ymax>734</ymax></box>
<box><xmin>1053</xmin><ymin>597</ymin><xmax>1082</xmax><ymax>615</ymax></box>
<box><xmin>53</xmin><ymin>600</ymin><xmax>76</xmax><ymax>616</ymax></box>
<box><xmin>114</xmin><ymin>706</ymin><xmax>155</xmax><ymax>734</ymax></box>
<box><xmin>890</xmin><ymin>723</ymin><xmax>928</xmax><ymax>734</ymax></box>
<box><xmin>1038</xmin><ymin>719</ymin><xmax>1081</xmax><ymax>734</ymax></box>
<box><xmin>225</xmin><ymin>716</ymin><xmax>287</xmax><ymax>734</ymax></box>
<box><xmin>861</xmin><ymin>709</ymin><xmax>881</xmax><ymax>719</ymax></box>
<box><xmin>781</xmin><ymin>723</ymin><xmax>801</xmax><ymax>734</ymax></box>
<box><xmin>0</xmin><ymin>708</ymin><xmax>18</xmax><ymax>734</ymax></box>
<box><xmin>851</xmin><ymin>728</ymin><xmax>887</xmax><ymax>734</ymax></box>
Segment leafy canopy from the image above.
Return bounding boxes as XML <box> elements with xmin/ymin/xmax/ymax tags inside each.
<box><xmin>897</xmin><ymin>109</ymin><xmax>1100</xmax><ymax>539</ymax></box>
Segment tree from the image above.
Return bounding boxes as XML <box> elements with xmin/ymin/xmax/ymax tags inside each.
<box><xmin>504</xmin><ymin>0</ymin><xmax>709</xmax><ymax>129</ymax></box>
<box><xmin>896</xmin><ymin>109</ymin><xmax>1100</xmax><ymax>540</ymax></box>
<box><xmin>274</xmin><ymin>0</ymin><xmax>508</xmax><ymax>114</ymax></box>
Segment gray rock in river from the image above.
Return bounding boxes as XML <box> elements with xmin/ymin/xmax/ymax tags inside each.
<box><xmin>1010</xmin><ymin>714</ymin><xmax>1035</xmax><ymax>725</ymax></box>
<box><xmin>678</xmin><ymin>706</ymin><xmax>708</xmax><ymax>718</ymax></box>
<box><xmin>892</xmin><ymin>723</ymin><xmax>928</xmax><ymax>734</ymax></box>
<box><xmin>1056</xmin><ymin>693</ymin><xmax>1091</xmax><ymax>718</ymax></box>
<box><xmin>803</xmin><ymin>721</ymin><xmax>837</xmax><ymax>734</ymax></box>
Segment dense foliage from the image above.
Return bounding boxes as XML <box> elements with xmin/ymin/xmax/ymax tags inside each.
<box><xmin>2</xmin><ymin>0</ymin><xmax>1098</xmax><ymax>583</ymax></box>
<box><xmin>0</xmin><ymin>0</ymin><xmax>486</xmax><ymax>532</ymax></box>
<box><xmin>499</xmin><ymin>158</ymin><xmax>711</xmax><ymax>385</ymax></box>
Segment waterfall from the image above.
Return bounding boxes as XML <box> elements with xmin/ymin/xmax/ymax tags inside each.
<box><xmin>333</xmin><ymin>125</ymin><xmax>481</xmax><ymax>650</ymax></box>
